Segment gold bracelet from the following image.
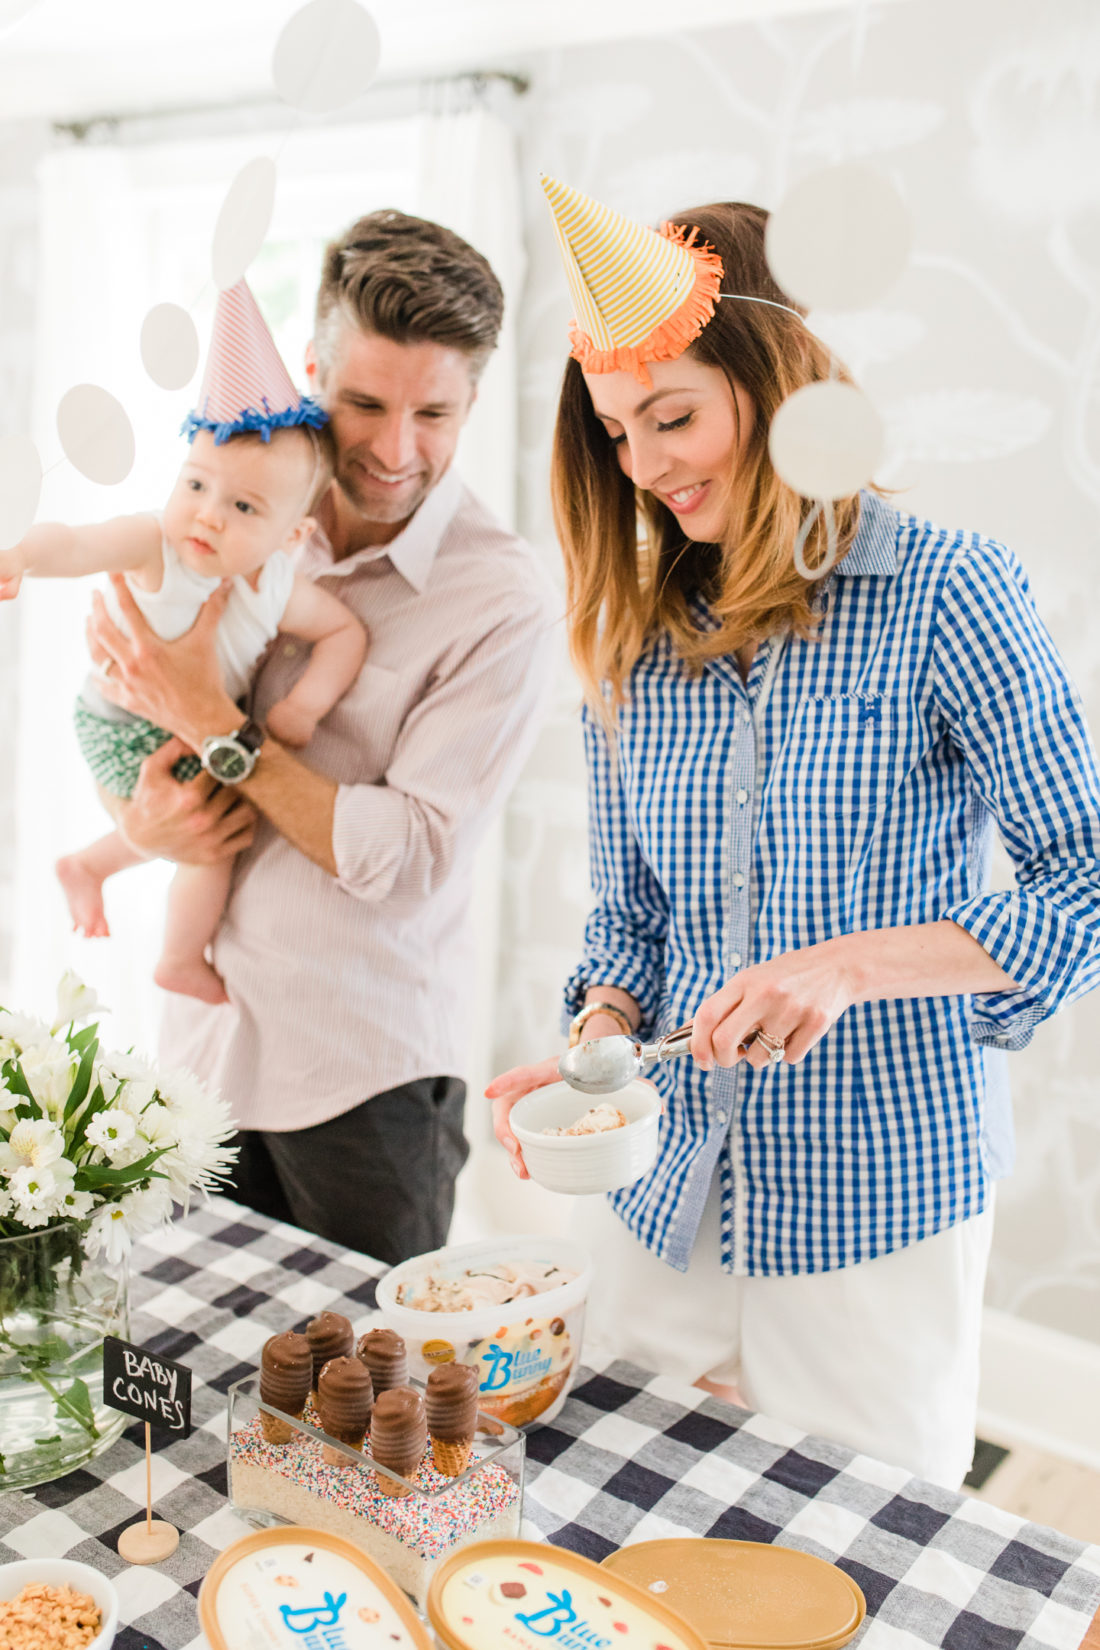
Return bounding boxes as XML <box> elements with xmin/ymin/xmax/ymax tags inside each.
<box><xmin>568</xmin><ymin>1001</ymin><xmax>634</xmax><ymax>1047</ymax></box>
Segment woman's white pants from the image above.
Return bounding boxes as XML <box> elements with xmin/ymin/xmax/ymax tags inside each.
<box><xmin>580</xmin><ymin>1185</ymin><xmax>994</xmax><ymax>1490</ymax></box>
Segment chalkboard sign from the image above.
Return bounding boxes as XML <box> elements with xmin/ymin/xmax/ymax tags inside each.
<box><xmin>103</xmin><ymin>1335</ymin><xmax>192</xmax><ymax>1436</ymax></box>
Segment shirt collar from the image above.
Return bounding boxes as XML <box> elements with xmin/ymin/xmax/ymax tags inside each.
<box><xmin>304</xmin><ymin>464</ymin><xmax>463</xmax><ymax>593</ymax></box>
<box><xmin>835</xmin><ymin>491</ymin><xmax>898</xmax><ymax>577</ymax></box>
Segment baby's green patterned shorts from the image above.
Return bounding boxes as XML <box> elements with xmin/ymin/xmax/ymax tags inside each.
<box><xmin>73</xmin><ymin>703</ymin><xmax>202</xmax><ymax>799</ymax></box>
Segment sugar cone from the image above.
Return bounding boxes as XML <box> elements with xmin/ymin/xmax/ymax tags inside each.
<box><xmin>375</xmin><ymin>1467</ymin><xmax>415</xmax><ymax>1498</ymax></box>
<box><xmin>322</xmin><ymin>1431</ymin><xmax>366</xmax><ymax>1468</ymax></box>
<box><xmin>431</xmin><ymin>1436</ymin><xmax>473</xmax><ymax>1477</ymax></box>
<box><xmin>260</xmin><ymin>1409</ymin><xmax>297</xmax><ymax>1446</ymax></box>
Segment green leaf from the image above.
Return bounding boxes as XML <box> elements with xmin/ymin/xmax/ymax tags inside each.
<box><xmin>65</xmin><ymin>1378</ymin><xmax>95</xmax><ymax>1426</ymax></box>
<box><xmin>63</xmin><ymin>1041</ymin><xmax>97</xmax><ymax>1123</ymax></box>
<box><xmin>1</xmin><ymin>1060</ymin><xmax>41</xmax><ymax>1117</ymax></box>
<box><xmin>68</xmin><ymin>1025</ymin><xmax>99</xmax><ymax>1057</ymax></box>
<box><xmin>68</xmin><ymin>1082</ymin><xmax>105</xmax><ymax>1153</ymax></box>
<box><xmin>78</xmin><ymin>1148</ymin><xmax>168</xmax><ymax>1188</ymax></box>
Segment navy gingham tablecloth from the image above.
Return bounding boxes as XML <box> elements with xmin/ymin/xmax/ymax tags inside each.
<box><xmin>0</xmin><ymin>1196</ymin><xmax>1097</xmax><ymax>1650</ymax></box>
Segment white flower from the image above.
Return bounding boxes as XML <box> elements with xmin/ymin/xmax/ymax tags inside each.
<box><xmin>154</xmin><ymin>1068</ymin><xmax>237</xmax><ymax>1204</ymax></box>
<box><xmin>85</xmin><ymin>1110</ymin><xmax>137</xmax><ymax>1159</ymax></box>
<box><xmin>136</xmin><ymin>1103</ymin><xmax>178</xmax><ymax>1150</ymax></box>
<box><xmin>52</xmin><ymin>971</ymin><xmax>104</xmax><ymax>1032</ymax></box>
<box><xmin>9</xmin><ymin>1161</ymin><xmax>73</xmax><ymax>1223</ymax></box>
<box><xmin>85</xmin><ymin>1203</ymin><xmax>131</xmax><ymax>1264</ymax></box>
<box><xmin>114</xmin><ymin>1078</ymin><xmax>159</xmax><ymax>1121</ymax></box>
<box><xmin>0</xmin><ymin>1119</ymin><xmax>65</xmax><ymax>1175</ymax></box>
<box><xmin>18</xmin><ymin>1043</ymin><xmax>75</xmax><ymax>1116</ymax></box>
<box><xmin>55</xmin><ymin>1183</ymin><xmax>95</xmax><ymax>1221</ymax></box>
<box><xmin>0</xmin><ymin>1011</ymin><xmax>52</xmax><ymax>1054</ymax></box>
<box><xmin>85</xmin><ymin>1185</ymin><xmax>171</xmax><ymax>1264</ymax></box>
<box><xmin>0</xmin><ymin>1184</ymin><xmax>13</xmax><ymax>1217</ymax></box>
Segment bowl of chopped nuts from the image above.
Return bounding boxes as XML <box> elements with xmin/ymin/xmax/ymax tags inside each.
<box><xmin>0</xmin><ymin>1559</ymin><xmax>118</xmax><ymax>1649</ymax></box>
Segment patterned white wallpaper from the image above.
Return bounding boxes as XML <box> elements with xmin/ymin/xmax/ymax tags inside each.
<box><xmin>496</xmin><ymin>0</ymin><xmax>1100</xmax><ymax>1342</ymax></box>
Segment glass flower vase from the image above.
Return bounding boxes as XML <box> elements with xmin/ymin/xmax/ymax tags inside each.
<box><xmin>0</xmin><ymin>1222</ymin><xmax>130</xmax><ymax>1490</ymax></box>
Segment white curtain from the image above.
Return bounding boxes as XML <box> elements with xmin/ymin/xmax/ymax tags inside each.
<box><xmin>14</xmin><ymin>108</ymin><xmax>522</xmax><ymax>1105</ymax></box>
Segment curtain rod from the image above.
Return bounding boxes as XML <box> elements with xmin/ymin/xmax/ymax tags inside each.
<box><xmin>53</xmin><ymin>68</ymin><xmax>529</xmax><ymax>144</ymax></box>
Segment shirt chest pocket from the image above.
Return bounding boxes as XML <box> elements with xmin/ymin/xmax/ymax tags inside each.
<box><xmin>319</xmin><ymin>660</ymin><xmax>411</xmax><ymax>783</ymax></box>
<box><xmin>768</xmin><ymin>693</ymin><xmax>897</xmax><ymax>888</ymax></box>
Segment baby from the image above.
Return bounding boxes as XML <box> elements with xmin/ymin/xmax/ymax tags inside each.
<box><xmin>0</xmin><ymin>281</ymin><xmax>366</xmax><ymax>1005</ymax></box>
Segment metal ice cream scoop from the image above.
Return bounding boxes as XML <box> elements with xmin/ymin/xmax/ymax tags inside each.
<box><xmin>557</xmin><ymin>1022</ymin><xmax>695</xmax><ymax>1095</ymax></box>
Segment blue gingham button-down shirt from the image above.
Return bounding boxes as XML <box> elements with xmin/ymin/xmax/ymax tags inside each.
<box><xmin>565</xmin><ymin>493</ymin><xmax>1100</xmax><ymax>1276</ymax></box>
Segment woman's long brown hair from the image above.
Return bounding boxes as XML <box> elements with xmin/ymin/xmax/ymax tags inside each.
<box><xmin>551</xmin><ymin>201</ymin><xmax>863</xmax><ymax>717</ymax></box>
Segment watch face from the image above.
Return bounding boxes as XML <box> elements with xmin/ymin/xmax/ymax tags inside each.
<box><xmin>207</xmin><ymin>742</ymin><xmax>250</xmax><ymax>783</ymax></box>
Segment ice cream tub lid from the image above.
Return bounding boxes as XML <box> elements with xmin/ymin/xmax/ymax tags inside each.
<box><xmin>601</xmin><ymin>1539</ymin><xmax>866</xmax><ymax>1649</ymax></box>
<box><xmin>427</xmin><ymin>1539</ymin><xmax>709</xmax><ymax>1650</ymax></box>
<box><xmin>199</xmin><ymin>1526</ymin><xmax>432</xmax><ymax>1650</ymax></box>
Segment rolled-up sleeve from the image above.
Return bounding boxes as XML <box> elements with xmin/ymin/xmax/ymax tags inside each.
<box><xmin>563</xmin><ymin>701</ymin><xmax>669</xmax><ymax>1039</ymax></box>
<box><xmin>332</xmin><ymin>595</ymin><xmax>554</xmax><ymax>903</ymax></box>
<box><xmin>933</xmin><ymin>537</ymin><xmax>1100</xmax><ymax>1050</ymax></box>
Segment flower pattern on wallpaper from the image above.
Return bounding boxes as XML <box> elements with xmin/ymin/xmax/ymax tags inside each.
<box><xmin>504</xmin><ymin>1</ymin><xmax>1100</xmax><ymax>1345</ymax></box>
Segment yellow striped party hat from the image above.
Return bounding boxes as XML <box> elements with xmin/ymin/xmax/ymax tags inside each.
<box><xmin>541</xmin><ymin>174</ymin><xmax>723</xmax><ymax>384</ymax></box>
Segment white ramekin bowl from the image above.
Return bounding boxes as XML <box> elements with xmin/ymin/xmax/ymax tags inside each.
<box><xmin>0</xmin><ymin>1557</ymin><xmax>119</xmax><ymax>1649</ymax></box>
<box><xmin>510</xmin><ymin>1079</ymin><xmax>661</xmax><ymax>1194</ymax></box>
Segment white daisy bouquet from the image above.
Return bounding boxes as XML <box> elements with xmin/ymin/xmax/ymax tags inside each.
<box><xmin>0</xmin><ymin>971</ymin><xmax>237</xmax><ymax>1259</ymax></box>
<box><xmin>0</xmin><ymin>973</ymin><xmax>237</xmax><ymax>1463</ymax></box>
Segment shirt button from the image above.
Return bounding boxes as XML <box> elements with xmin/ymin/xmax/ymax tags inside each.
<box><xmin>731</xmin><ymin>872</ymin><xmax>745</xmax><ymax>889</ymax></box>
<box><xmin>716</xmin><ymin>1110</ymin><xmax>727</xmax><ymax>1125</ymax></box>
<box><xmin>736</xmin><ymin>788</ymin><xmax>748</xmax><ymax>805</ymax></box>
<box><xmin>731</xmin><ymin>953</ymin><xmax>742</xmax><ymax>968</ymax></box>
<box><xmin>284</xmin><ymin>642</ymin><xmax>298</xmax><ymax>657</ymax></box>
<box><xmin>742</xmin><ymin>709</ymin><xmax>751</xmax><ymax>724</ymax></box>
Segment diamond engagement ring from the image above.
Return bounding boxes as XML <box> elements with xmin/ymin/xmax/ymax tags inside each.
<box><xmin>753</xmin><ymin>1028</ymin><xmax>786</xmax><ymax>1064</ymax></box>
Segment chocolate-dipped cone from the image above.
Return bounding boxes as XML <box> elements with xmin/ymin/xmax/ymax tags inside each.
<box><xmin>356</xmin><ymin>1327</ymin><xmax>408</xmax><ymax>1397</ymax></box>
<box><xmin>306</xmin><ymin>1311</ymin><xmax>354</xmax><ymax>1396</ymax></box>
<box><xmin>259</xmin><ymin>1331</ymin><xmax>312</xmax><ymax>1446</ymax></box>
<box><xmin>370</xmin><ymin>1386</ymin><xmax>427</xmax><ymax>1497</ymax></box>
<box><xmin>426</xmin><ymin>1363</ymin><xmax>479</xmax><ymax>1477</ymax></box>
<box><xmin>317</xmin><ymin>1355</ymin><xmax>373</xmax><ymax>1468</ymax></box>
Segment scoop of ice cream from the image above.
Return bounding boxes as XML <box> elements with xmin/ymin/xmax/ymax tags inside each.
<box><xmin>542</xmin><ymin>1103</ymin><xmax>626</xmax><ymax>1136</ymax></box>
<box><xmin>425</xmin><ymin>1362</ymin><xmax>480</xmax><ymax>1442</ymax></box>
<box><xmin>369</xmin><ymin>1385</ymin><xmax>428</xmax><ymax>1476</ymax></box>
<box><xmin>396</xmin><ymin>1259</ymin><xmax>577</xmax><ymax>1313</ymax></box>
<box><xmin>259</xmin><ymin>1331</ymin><xmax>312</xmax><ymax>1415</ymax></box>
<box><xmin>306</xmin><ymin>1311</ymin><xmax>354</xmax><ymax>1390</ymax></box>
<box><xmin>357</xmin><ymin>1327</ymin><xmax>408</xmax><ymax>1395</ymax></box>
<box><xmin>317</xmin><ymin>1355</ymin><xmax>373</xmax><ymax>1441</ymax></box>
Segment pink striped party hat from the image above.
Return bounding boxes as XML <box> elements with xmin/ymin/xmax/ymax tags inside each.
<box><xmin>182</xmin><ymin>278</ymin><xmax>326</xmax><ymax>445</ymax></box>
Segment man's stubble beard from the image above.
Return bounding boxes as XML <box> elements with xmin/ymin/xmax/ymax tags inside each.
<box><xmin>335</xmin><ymin>460</ymin><xmax>432</xmax><ymax>526</ymax></box>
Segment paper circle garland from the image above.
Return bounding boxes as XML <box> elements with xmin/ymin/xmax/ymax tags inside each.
<box><xmin>765</xmin><ymin>163</ymin><xmax>912</xmax><ymax>312</ymax></box>
<box><xmin>272</xmin><ymin>0</ymin><xmax>382</xmax><ymax>115</ymax></box>
<box><xmin>211</xmin><ymin>156</ymin><xmax>277</xmax><ymax>292</ymax></box>
<box><xmin>769</xmin><ymin>381</ymin><xmax>883</xmax><ymax>501</ymax></box>
<box><xmin>56</xmin><ymin>384</ymin><xmax>136</xmax><ymax>486</ymax></box>
<box><xmin>0</xmin><ymin>434</ymin><xmax>42</xmax><ymax>549</ymax></box>
<box><xmin>140</xmin><ymin>303</ymin><xmax>200</xmax><ymax>390</ymax></box>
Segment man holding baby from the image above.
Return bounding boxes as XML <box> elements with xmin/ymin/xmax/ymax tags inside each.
<box><xmin>91</xmin><ymin>211</ymin><xmax>556</xmax><ymax>1265</ymax></box>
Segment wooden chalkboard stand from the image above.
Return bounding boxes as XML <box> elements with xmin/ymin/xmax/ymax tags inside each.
<box><xmin>118</xmin><ymin>1422</ymin><xmax>180</xmax><ymax>1565</ymax></box>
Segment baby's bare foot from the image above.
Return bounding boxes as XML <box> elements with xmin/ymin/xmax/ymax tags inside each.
<box><xmin>154</xmin><ymin>954</ymin><xmax>230</xmax><ymax>1005</ymax></box>
<box><xmin>56</xmin><ymin>854</ymin><xmax>110</xmax><ymax>938</ymax></box>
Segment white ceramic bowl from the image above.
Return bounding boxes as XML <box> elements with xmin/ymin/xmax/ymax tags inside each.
<box><xmin>0</xmin><ymin>1558</ymin><xmax>119</xmax><ymax>1649</ymax></box>
<box><xmin>510</xmin><ymin>1079</ymin><xmax>661</xmax><ymax>1194</ymax></box>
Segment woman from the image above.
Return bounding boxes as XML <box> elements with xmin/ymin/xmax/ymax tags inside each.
<box><xmin>488</xmin><ymin>179</ymin><xmax>1100</xmax><ymax>1488</ymax></box>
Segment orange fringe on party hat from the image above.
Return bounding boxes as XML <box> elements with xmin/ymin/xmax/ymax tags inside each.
<box><xmin>568</xmin><ymin>223</ymin><xmax>724</xmax><ymax>386</ymax></box>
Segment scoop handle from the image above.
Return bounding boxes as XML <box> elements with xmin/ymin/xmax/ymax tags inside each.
<box><xmin>652</xmin><ymin>1022</ymin><xmax>694</xmax><ymax>1063</ymax></box>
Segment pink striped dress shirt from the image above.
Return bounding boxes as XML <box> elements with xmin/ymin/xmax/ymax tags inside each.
<box><xmin>158</xmin><ymin>467</ymin><xmax>558</xmax><ymax>1131</ymax></box>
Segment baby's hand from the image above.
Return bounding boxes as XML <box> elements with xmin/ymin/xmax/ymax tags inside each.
<box><xmin>265</xmin><ymin>698</ymin><xmax>319</xmax><ymax>749</ymax></box>
<box><xmin>0</xmin><ymin>550</ymin><xmax>24</xmax><ymax>601</ymax></box>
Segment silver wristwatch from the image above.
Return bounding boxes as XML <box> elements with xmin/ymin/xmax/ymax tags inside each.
<box><xmin>199</xmin><ymin>718</ymin><xmax>264</xmax><ymax>785</ymax></box>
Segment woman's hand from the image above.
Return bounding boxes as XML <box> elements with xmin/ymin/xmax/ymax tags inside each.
<box><xmin>485</xmin><ymin>1056</ymin><xmax>562</xmax><ymax>1179</ymax></box>
<box><xmin>692</xmin><ymin>942</ymin><xmax>861</xmax><ymax>1071</ymax></box>
<box><xmin>88</xmin><ymin>575</ymin><xmax>238</xmax><ymax>750</ymax></box>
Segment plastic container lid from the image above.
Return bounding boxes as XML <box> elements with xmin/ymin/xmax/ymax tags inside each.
<box><xmin>199</xmin><ymin>1526</ymin><xmax>432</xmax><ymax>1650</ymax></box>
<box><xmin>601</xmin><ymin>1539</ymin><xmax>866</xmax><ymax>1650</ymax></box>
<box><xmin>427</xmin><ymin>1539</ymin><xmax>709</xmax><ymax>1650</ymax></box>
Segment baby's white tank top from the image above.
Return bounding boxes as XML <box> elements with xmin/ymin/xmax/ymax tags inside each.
<box><xmin>83</xmin><ymin>524</ymin><xmax>294</xmax><ymax>715</ymax></box>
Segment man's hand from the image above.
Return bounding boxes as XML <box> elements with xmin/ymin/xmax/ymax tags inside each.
<box><xmin>88</xmin><ymin>575</ymin><xmax>239</xmax><ymax>750</ymax></box>
<box><xmin>112</xmin><ymin>737</ymin><xmax>257</xmax><ymax>865</ymax></box>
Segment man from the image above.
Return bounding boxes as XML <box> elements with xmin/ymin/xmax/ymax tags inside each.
<box><xmin>91</xmin><ymin>211</ymin><xmax>556</xmax><ymax>1264</ymax></box>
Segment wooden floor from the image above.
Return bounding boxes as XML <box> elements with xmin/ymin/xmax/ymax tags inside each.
<box><xmin>968</xmin><ymin>1431</ymin><xmax>1100</xmax><ymax>1548</ymax></box>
